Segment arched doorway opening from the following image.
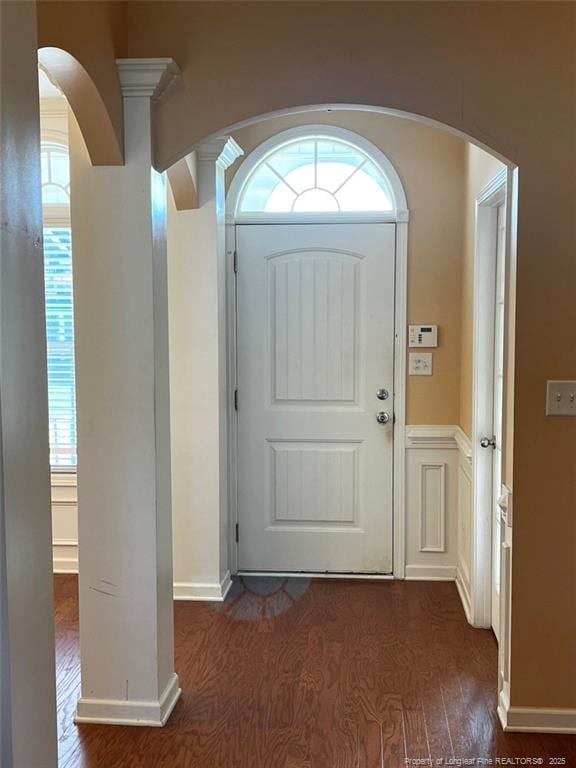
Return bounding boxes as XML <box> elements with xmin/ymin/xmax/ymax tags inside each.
<box><xmin>166</xmin><ymin>105</ymin><xmax>517</xmax><ymax>728</ymax></box>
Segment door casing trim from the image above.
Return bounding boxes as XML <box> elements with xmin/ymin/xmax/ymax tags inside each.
<box><xmin>471</xmin><ymin>167</ymin><xmax>510</xmax><ymax>628</ymax></box>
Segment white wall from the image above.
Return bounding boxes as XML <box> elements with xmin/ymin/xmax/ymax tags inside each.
<box><xmin>1</xmin><ymin>1</ymin><xmax>58</xmax><ymax>763</ymax></box>
<box><xmin>167</xmin><ymin>195</ymin><xmax>227</xmax><ymax>596</ymax></box>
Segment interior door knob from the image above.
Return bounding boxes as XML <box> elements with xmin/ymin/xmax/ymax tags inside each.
<box><xmin>376</xmin><ymin>411</ymin><xmax>390</xmax><ymax>424</ymax></box>
<box><xmin>480</xmin><ymin>436</ymin><xmax>496</xmax><ymax>449</ymax></box>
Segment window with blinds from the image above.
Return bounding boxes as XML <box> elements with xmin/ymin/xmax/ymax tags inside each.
<box><xmin>43</xmin><ymin>227</ymin><xmax>77</xmax><ymax>468</ymax></box>
<box><xmin>41</xmin><ymin>134</ymin><xmax>77</xmax><ymax>470</ymax></box>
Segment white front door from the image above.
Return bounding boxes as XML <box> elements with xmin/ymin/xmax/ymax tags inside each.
<box><xmin>491</xmin><ymin>203</ymin><xmax>507</xmax><ymax>638</ymax></box>
<box><xmin>235</xmin><ymin>223</ymin><xmax>395</xmax><ymax>573</ymax></box>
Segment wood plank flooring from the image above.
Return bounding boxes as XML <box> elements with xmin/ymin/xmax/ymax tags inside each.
<box><xmin>55</xmin><ymin>575</ymin><xmax>576</xmax><ymax>767</ymax></box>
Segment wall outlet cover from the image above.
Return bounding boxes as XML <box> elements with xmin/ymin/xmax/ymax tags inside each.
<box><xmin>409</xmin><ymin>352</ymin><xmax>433</xmax><ymax>376</ymax></box>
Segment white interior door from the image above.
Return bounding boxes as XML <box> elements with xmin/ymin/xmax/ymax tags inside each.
<box><xmin>491</xmin><ymin>203</ymin><xmax>507</xmax><ymax>638</ymax></box>
<box><xmin>236</xmin><ymin>223</ymin><xmax>395</xmax><ymax>573</ymax></box>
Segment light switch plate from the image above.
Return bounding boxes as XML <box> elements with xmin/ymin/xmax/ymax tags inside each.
<box><xmin>546</xmin><ymin>380</ymin><xmax>576</xmax><ymax>415</ymax></box>
<box><xmin>409</xmin><ymin>352</ymin><xmax>433</xmax><ymax>376</ymax></box>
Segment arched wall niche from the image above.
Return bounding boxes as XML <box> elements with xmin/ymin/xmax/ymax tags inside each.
<box><xmin>38</xmin><ymin>47</ymin><xmax>123</xmax><ymax>166</ymax></box>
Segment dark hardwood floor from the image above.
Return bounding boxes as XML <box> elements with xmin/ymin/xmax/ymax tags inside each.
<box><xmin>55</xmin><ymin>574</ymin><xmax>576</xmax><ymax>767</ymax></box>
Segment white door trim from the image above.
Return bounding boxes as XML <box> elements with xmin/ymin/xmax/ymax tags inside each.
<box><xmin>225</xmin><ymin>125</ymin><xmax>409</xmax><ymax>578</ymax></box>
<box><xmin>471</xmin><ymin>167</ymin><xmax>509</xmax><ymax>628</ymax></box>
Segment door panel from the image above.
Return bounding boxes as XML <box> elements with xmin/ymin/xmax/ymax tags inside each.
<box><xmin>236</xmin><ymin>224</ymin><xmax>395</xmax><ymax>573</ymax></box>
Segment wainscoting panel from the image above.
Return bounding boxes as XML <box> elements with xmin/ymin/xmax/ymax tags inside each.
<box><xmin>405</xmin><ymin>426</ymin><xmax>460</xmax><ymax>581</ymax></box>
<box><xmin>52</xmin><ymin>473</ymin><xmax>79</xmax><ymax>573</ymax></box>
<box><xmin>455</xmin><ymin>430</ymin><xmax>473</xmax><ymax>621</ymax></box>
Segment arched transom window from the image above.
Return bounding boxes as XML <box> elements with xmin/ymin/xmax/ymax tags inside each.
<box><xmin>237</xmin><ymin>134</ymin><xmax>396</xmax><ymax>215</ymax></box>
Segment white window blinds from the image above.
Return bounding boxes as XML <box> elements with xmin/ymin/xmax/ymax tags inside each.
<box><xmin>43</xmin><ymin>227</ymin><xmax>77</xmax><ymax>468</ymax></box>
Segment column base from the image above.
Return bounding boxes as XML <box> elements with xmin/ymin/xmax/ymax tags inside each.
<box><xmin>74</xmin><ymin>672</ymin><xmax>181</xmax><ymax>727</ymax></box>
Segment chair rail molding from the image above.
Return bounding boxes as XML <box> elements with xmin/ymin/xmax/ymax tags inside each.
<box><xmin>405</xmin><ymin>425</ymin><xmax>460</xmax><ymax>450</ymax></box>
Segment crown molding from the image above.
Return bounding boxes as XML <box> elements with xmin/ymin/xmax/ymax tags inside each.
<box><xmin>197</xmin><ymin>136</ymin><xmax>244</xmax><ymax>170</ymax></box>
<box><xmin>116</xmin><ymin>58</ymin><xmax>180</xmax><ymax>100</ymax></box>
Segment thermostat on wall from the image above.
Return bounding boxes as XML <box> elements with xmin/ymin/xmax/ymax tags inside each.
<box><xmin>408</xmin><ymin>324</ymin><xmax>438</xmax><ymax>348</ymax></box>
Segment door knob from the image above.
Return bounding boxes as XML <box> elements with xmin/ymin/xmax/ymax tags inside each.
<box><xmin>376</xmin><ymin>411</ymin><xmax>390</xmax><ymax>424</ymax></box>
<box><xmin>376</xmin><ymin>388</ymin><xmax>389</xmax><ymax>401</ymax></box>
<box><xmin>480</xmin><ymin>436</ymin><xmax>496</xmax><ymax>449</ymax></box>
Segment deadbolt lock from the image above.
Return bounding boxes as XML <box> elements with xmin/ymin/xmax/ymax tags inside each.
<box><xmin>376</xmin><ymin>388</ymin><xmax>389</xmax><ymax>401</ymax></box>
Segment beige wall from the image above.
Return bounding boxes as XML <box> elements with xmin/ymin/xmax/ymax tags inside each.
<box><xmin>38</xmin><ymin>1</ymin><xmax>576</xmax><ymax>711</ymax></box>
<box><xmin>229</xmin><ymin>111</ymin><xmax>467</xmax><ymax>426</ymax></box>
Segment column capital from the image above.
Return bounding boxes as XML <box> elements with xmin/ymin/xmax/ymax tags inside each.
<box><xmin>116</xmin><ymin>58</ymin><xmax>180</xmax><ymax>99</ymax></box>
<box><xmin>196</xmin><ymin>136</ymin><xmax>244</xmax><ymax>170</ymax></box>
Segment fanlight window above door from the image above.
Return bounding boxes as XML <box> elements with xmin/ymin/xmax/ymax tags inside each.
<box><xmin>237</xmin><ymin>136</ymin><xmax>395</xmax><ymax>215</ymax></box>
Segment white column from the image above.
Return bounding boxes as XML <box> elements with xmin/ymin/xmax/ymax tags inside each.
<box><xmin>0</xmin><ymin>1</ymin><xmax>58</xmax><ymax>765</ymax></box>
<box><xmin>72</xmin><ymin>59</ymin><xmax>181</xmax><ymax>726</ymax></box>
<box><xmin>169</xmin><ymin>137</ymin><xmax>242</xmax><ymax>600</ymax></box>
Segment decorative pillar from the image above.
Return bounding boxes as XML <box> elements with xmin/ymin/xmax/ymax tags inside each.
<box><xmin>169</xmin><ymin>137</ymin><xmax>242</xmax><ymax>599</ymax></box>
<box><xmin>0</xmin><ymin>1</ymin><xmax>58</xmax><ymax>764</ymax></box>
<box><xmin>72</xmin><ymin>59</ymin><xmax>181</xmax><ymax>726</ymax></box>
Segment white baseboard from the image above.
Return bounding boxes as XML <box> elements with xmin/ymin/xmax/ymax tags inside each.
<box><xmin>75</xmin><ymin>672</ymin><xmax>181</xmax><ymax>727</ymax></box>
<box><xmin>53</xmin><ymin>558</ymin><xmax>234</xmax><ymax>602</ymax></box>
<box><xmin>53</xmin><ymin>540</ymin><xmax>79</xmax><ymax>574</ymax></box>
<box><xmin>498</xmin><ymin>695</ymin><xmax>576</xmax><ymax>734</ymax></box>
<box><xmin>173</xmin><ymin>570</ymin><xmax>232</xmax><ymax>602</ymax></box>
<box><xmin>404</xmin><ymin>565</ymin><xmax>457</xmax><ymax>581</ymax></box>
<box><xmin>455</xmin><ymin>567</ymin><xmax>473</xmax><ymax>623</ymax></box>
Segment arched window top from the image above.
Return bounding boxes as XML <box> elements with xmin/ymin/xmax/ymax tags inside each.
<box><xmin>41</xmin><ymin>141</ymin><xmax>70</xmax><ymax>205</ymax></box>
<box><xmin>231</xmin><ymin>127</ymin><xmax>408</xmax><ymax>221</ymax></box>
